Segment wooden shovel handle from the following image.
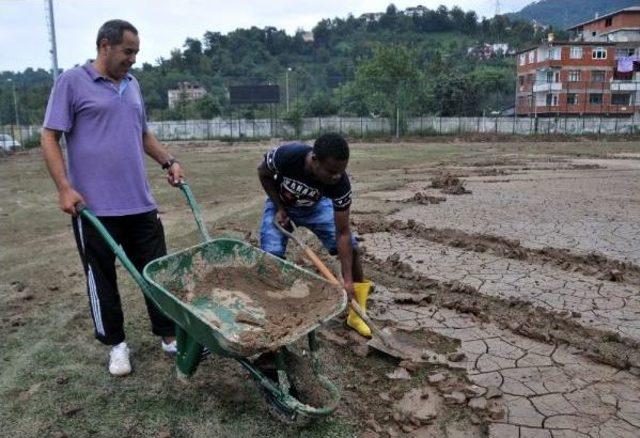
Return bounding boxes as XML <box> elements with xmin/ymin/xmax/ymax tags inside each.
<box><xmin>273</xmin><ymin>218</ymin><xmax>340</xmax><ymax>284</ymax></box>
<box><xmin>303</xmin><ymin>247</ymin><xmax>340</xmax><ymax>285</ymax></box>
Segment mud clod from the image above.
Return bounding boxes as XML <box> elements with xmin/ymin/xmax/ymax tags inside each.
<box><xmin>447</xmin><ymin>352</ymin><xmax>467</xmax><ymax>362</ymax></box>
<box><xmin>430</xmin><ymin>173</ymin><xmax>472</xmax><ymax>195</ymax></box>
<box><xmin>403</xmin><ymin>192</ymin><xmax>446</xmax><ymax>205</ymax></box>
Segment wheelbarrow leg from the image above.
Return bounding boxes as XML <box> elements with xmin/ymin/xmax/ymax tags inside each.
<box><xmin>175</xmin><ymin>326</ymin><xmax>203</xmax><ymax>382</ymax></box>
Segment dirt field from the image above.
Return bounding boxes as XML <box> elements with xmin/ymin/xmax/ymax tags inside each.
<box><xmin>2</xmin><ymin>139</ymin><xmax>640</xmax><ymax>437</ymax></box>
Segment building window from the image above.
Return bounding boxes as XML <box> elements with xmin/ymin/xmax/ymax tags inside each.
<box><xmin>591</xmin><ymin>70</ymin><xmax>606</xmax><ymax>82</ymax></box>
<box><xmin>605</xmin><ymin>17</ymin><xmax>612</xmax><ymax>27</ymax></box>
<box><xmin>528</xmin><ymin>51</ymin><xmax>535</xmax><ymax>63</ymax></box>
<box><xmin>519</xmin><ymin>54</ymin><xmax>525</xmax><ymax>65</ymax></box>
<box><xmin>519</xmin><ymin>75</ymin><xmax>525</xmax><ymax>86</ymax></box>
<box><xmin>549</xmin><ymin>47</ymin><xmax>561</xmax><ymax>60</ymax></box>
<box><xmin>538</xmin><ymin>49</ymin><xmax>549</xmax><ymax>62</ymax></box>
<box><xmin>545</xmin><ymin>70</ymin><xmax>560</xmax><ymax>83</ymax></box>
<box><xmin>592</xmin><ymin>31</ymin><xmax>597</xmax><ymax>37</ymax></box>
<box><xmin>612</xmin><ymin>93</ymin><xmax>631</xmax><ymax>105</ymax></box>
<box><xmin>570</xmin><ymin>46</ymin><xmax>583</xmax><ymax>59</ymax></box>
<box><xmin>589</xmin><ymin>93</ymin><xmax>603</xmax><ymax>105</ymax></box>
<box><xmin>526</xmin><ymin>73</ymin><xmax>534</xmax><ymax>83</ymax></box>
<box><xmin>546</xmin><ymin>94</ymin><xmax>558</xmax><ymax>106</ymax></box>
<box><xmin>567</xmin><ymin>93</ymin><xmax>578</xmax><ymax>105</ymax></box>
<box><xmin>568</xmin><ymin>70</ymin><xmax>581</xmax><ymax>82</ymax></box>
<box><xmin>592</xmin><ymin>47</ymin><xmax>607</xmax><ymax>59</ymax></box>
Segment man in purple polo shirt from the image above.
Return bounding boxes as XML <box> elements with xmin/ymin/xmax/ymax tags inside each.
<box><xmin>42</xmin><ymin>20</ymin><xmax>184</xmax><ymax>376</ymax></box>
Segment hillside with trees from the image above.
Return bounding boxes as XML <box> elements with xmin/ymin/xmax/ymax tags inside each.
<box><xmin>0</xmin><ymin>4</ymin><xmax>548</xmax><ymax>126</ymax></box>
<box><xmin>508</xmin><ymin>0</ymin><xmax>639</xmax><ymax>30</ymax></box>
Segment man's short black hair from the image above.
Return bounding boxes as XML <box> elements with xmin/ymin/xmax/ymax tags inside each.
<box><xmin>313</xmin><ymin>133</ymin><xmax>349</xmax><ymax>162</ymax></box>
<box><xmin>96</xmin><ymin>20</ymin><xmax>138</xmax><ymax>48</ymax></box>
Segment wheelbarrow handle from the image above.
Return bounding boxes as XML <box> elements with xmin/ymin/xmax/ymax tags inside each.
<box><xmin>75</xmin><ymin>204</ymin><xmax>157</xmax><ymax>302</ymax></box>
<box><xmin>175</xmin><ymin>182</ymin><xmax>211</xmax><ymax>242</ymax></box>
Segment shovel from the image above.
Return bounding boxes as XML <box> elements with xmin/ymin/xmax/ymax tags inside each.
<box><xmin>273</xmin><ymin>219</ymin><xmax>438</xmax><ymax>363</ymax></box>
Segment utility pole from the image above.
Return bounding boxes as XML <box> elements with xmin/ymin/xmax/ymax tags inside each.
<box><xmin>45</xmin><ymin>0</ymin><xmax>60</xmax><ymax>82</ymax></box>
<box><xmin>285</xmin><ymin>67</ymin><xmax>292</xmax><ymax>113</ymax></box>
<box><xmin>7</xmin><ymin>79</ymin><xmax>21</xmax><ymax>143</ymax></box>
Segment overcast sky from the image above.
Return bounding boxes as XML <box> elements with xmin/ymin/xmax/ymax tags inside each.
<box><xmin>0</xmin><ymin>0</ymin><xmax>532</xmax><ymax>72</ymax></box>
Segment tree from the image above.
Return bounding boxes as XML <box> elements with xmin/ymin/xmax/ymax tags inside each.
<box><xmin>183</xmin><ymin>38</ymin><xmax>203</xmax><ymax>72</ymax></box>
<box><xmin>312</xmin><ymin>19</ymin><xmax>331</xmax><ymax>47</ymax></box>
<box><xmin>195</xmin><ymin>94</ymin><xmax>222</xmax><ymax>119</ymax></box>
<box><xmin>352</xmin><ymin>44</ymin><xmax>424</xmax><ymax>132</ymax></box>
<box><xmin>306</xmin><ymin>92</ymin><xmax>337</xmax><ymax>116</ymax></box>
<box><xmin>434</xmin><ymin>74</ymin><xmax>480</xmax><ymax>116</ymax></box>
<box><xmin>379</xmin><ymin>4</ymin><xmax>399</xmax><ymax>29</ymax></box>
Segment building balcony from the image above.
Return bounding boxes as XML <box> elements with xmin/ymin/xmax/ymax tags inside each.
<box><xmin>533</xmin><ymin>83</ymin><xmax>562</xmax><ymax>92</ymax></box>
<box><xmin>610</xmin><ymin>81</ymin><xmax>640</xmax><ymax>91</ymax></box>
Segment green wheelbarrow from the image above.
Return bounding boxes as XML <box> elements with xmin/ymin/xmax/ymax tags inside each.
<box><xmin>77</xmin><ymin>183</ymin><xmax>346</xmax><ymax>422</ymax></box>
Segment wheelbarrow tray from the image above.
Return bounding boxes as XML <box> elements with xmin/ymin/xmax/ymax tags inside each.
<box><xmin>143</xmin><ymin>238</ymin><xmax>346</xmax><ymax>358</ymax></box>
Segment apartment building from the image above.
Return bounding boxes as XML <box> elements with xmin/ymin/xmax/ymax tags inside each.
<box><xmin>167</xmin><ymin>82</ymin><xmax>207</xmax><ymax>109</ymax></box>
<box><xmin>515</xmin><ymin>7</ymin><xmax>640</xmax><ymax>117</ymax></box>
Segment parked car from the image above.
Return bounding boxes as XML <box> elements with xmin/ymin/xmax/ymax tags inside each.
<box><xmin>0</xmin><ymin>134</ymin><xmax>21</xmax><ymax>151</ymax></box>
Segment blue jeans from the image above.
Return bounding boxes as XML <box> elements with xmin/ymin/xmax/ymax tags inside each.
<box><xmin>260</xmin><ymin>197</ymin><xmax>357</xmax><ymax>258</ymax></box>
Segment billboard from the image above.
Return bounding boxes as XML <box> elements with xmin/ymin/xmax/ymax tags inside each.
<box><xmin>229</xmin><ymin>85</ymin><xmax>280</xmax><ymax>104</ymax></box>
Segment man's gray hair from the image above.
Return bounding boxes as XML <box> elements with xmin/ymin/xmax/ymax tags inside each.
<box><xmin>96</xmin><ymin>19</ymin><xmax>138</xmax><ymax>48</ymax></box>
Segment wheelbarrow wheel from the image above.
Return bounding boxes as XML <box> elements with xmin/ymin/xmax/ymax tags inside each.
<box><xmin>250</xmin><ymin>370</ymin><xmax>306</xmax><ymax>424</ymax></box>
<box><xmin>255</xmin><ymin>383</ymin><xmax>300</xmax><ymax>425</ymax></box>
<box><xmin>249</xmin><ymin>353</ymin><xmax>311</xmax><ymax>425</ymax></box>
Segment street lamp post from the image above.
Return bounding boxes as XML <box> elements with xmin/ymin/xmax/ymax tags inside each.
<box><xmin>285</xmin><ymin>67</ymin><xmax>292</xmax><ymax>113</ymax></box>
<box><xmin>7</xmin><ymin>79</ymin><xmax>20</xmax><ymax>143</ymax></box>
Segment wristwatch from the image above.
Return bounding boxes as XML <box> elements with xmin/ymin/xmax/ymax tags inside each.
<box><xmin>161</xmin><ymin>158</ymin><xmax>178</xmax><ymax>170</ymax></box>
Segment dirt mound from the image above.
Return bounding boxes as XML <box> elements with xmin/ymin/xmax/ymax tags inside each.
<box><xmin>476</xmin><ymin>168</ymin><xmax>510</xmax><ymax>177</ymax></box>
<box><xmin>430</xmin><ymin>174</ymin><xmax>472</xmax><ymax>195</ymax></box>
<box><xmin>570</xmin><ymin>163</ymin><xmax>605</xmax><ymax>170</ymax></box>
<box><xmin>403</xmin><ymin>192</ymin><xmax>446</xmax><ymax>205</ymax></box>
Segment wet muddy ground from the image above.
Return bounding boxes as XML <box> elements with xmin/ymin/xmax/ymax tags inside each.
<box><xmin>353</xmin><ymin>153</ymin><xmax>640</xmax><ymax>437</ymax></box>
<box><xmin>3</xmin><ymin>140</ymin><xmax>640</xmax><ymax>437</ymax></box>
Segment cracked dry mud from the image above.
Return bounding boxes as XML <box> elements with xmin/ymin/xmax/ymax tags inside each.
<box><xmin>356</xmin><ymin>156</ymin><xmax>640</xmax><ymax>437</ymax></box>
<box><xmin>373</xmin><ymin>158</ymin><xmax>640</xmax><ymax>265</ymax></box>
<box><xmin>370</xmin><ymin>286</ymin><xmax>640</xmax><ymax>437</ymax></box>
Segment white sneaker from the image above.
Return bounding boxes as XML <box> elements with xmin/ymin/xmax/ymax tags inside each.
<box><xmin>109</xmin><ymin>342</ymin><xmax>132</xmax><ymax>376</ymax></box>
<box><xmin>161</xmin><ymin>339</ymin><xmax>178</xmax><ymax>356</ymax></box>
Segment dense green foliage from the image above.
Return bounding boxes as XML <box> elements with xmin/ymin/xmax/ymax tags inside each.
<box><xmin>1</xmin><ymin>4</ymin><xmax>549</xmax><ymax>125</ymax></box>
<box><xmin>508</xmin><ymin>0</ymin><xmax>637</xmax><ymax>30</ymax></box>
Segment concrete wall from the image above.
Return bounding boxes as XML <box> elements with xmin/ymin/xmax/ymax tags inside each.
<box><xmin>9</xmin><ymin>116</ymin><xmax>640</xmax><ymax>146</ymax></box>
<box><xmin>145</xmin><ymin>116</ymin><xmax>640</xmax><ymax>140</ymax></box>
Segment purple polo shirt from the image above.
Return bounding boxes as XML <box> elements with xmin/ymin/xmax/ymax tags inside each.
<box><xmin>43</xmin><ymin>62</ymin><xmax>156</xmax><ymax>216</ymax></box>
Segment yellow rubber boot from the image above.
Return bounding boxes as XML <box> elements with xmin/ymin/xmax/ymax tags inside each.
<box><xmin>347</xmin><ymin>280</ymin><xmax>372</xmax><ymax>338</ymax></box>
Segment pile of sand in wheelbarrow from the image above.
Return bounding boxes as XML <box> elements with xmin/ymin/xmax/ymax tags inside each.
<box><xmin>177</xmin><ymin>264</ymin><xmax>341</xmax><ymax>350</ymax></box>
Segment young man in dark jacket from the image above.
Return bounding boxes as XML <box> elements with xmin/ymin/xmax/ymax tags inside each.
<box><xmin>257</xmin><ymin>133</ymin><xmax>371</xmax><ymax>336</ymax></box>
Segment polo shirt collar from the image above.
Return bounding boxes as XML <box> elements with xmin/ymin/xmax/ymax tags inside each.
<box><xmin>83</xmin><ymin>61</ymin><xmax>133</xmax><ymax>82</ymax></box>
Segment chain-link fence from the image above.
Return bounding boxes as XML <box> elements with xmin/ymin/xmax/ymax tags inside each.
<box><xmin>0</xmin><ymin>124</ymin><xmax>39</xmax><ymax>152</ymax></box>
